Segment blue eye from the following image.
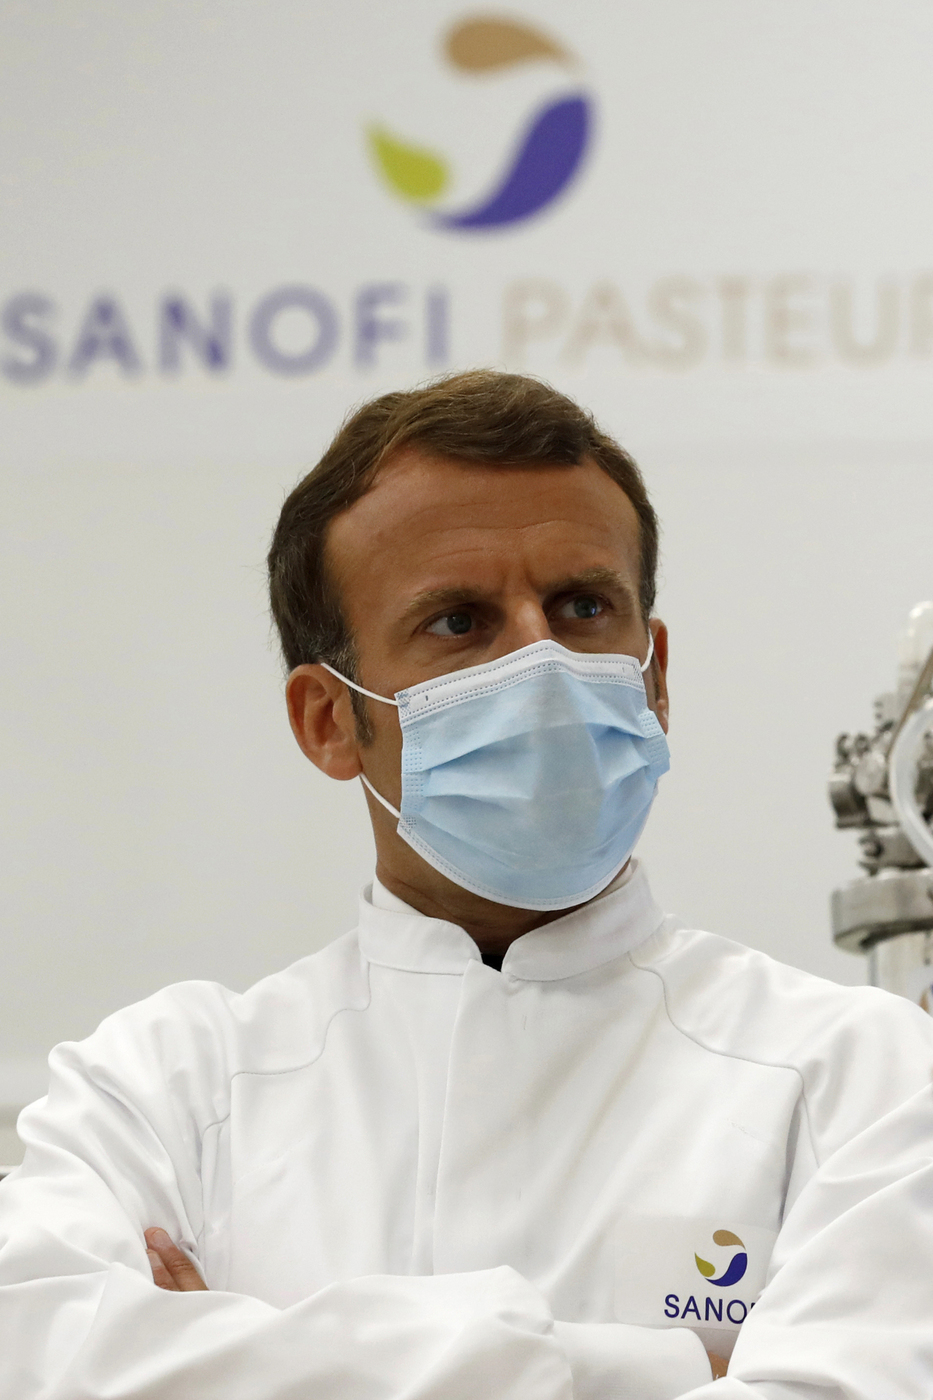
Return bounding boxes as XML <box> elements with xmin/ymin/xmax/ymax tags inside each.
<box><xmin>427</xmin><ymin>611</ymin><xmax>473</xmax><ymax>636</ymax></box>
<box><xmin>556</xmin><ymin>595</ymin><xmax>603</xmax><ymax>620</ymax></box>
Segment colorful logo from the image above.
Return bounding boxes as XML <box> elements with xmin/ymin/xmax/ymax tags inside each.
<box><xmin>695</xmin><ymin>1230</ymin><xmax>748</xmax><ymax>1288</ymax></box>
<box><xmin>367</xmin><ymin>16</ymin><xmax>593</xmax><ymax>231</ymax></box>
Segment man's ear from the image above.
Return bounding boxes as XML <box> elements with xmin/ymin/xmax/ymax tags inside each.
<box><xmin>648</xmin><ymin>619</ymin><xmax>670</xmax><ymax>735</ymax></box>
<box><xmin>286</xmin><ymin>665</ymin><xmax>363</xmax><ymax>780</ymax></box>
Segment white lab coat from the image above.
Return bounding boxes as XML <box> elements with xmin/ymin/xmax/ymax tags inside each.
<box><xmin>1</xmin><ymin>863</ymin><xmax>932</xmax><ymax>1400</ymax></box>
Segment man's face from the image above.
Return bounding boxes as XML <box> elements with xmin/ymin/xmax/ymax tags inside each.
<box><xmin>288</xmin><ymin>446</ymin><xmax>669</xmax><ymax>915</ymax></box>
<box><xmin>326</xmin><ymin>447</ymin><xmax>668</xmax><ymax>793</ymax></box>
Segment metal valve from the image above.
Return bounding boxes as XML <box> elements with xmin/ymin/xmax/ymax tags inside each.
<box><xmin>829</xmin><ymin>603</ymin><xmax>933</xmax><ymax>1010</ymax></box>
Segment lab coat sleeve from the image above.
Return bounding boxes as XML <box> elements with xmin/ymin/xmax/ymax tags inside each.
<box><xmin>554</xmin><ymin>1321</ymin><xmax>712</xmax><ymax>1399</ymax></box>
<box><xmin>673</xmin><ymin>1084</ymin><xmax>933</xmax><ymax>1400</ymax></box>
<box><xmin>0</xmin><ymin>991</ymin><xmax>574</xmax><ymax>1400</ymax></box>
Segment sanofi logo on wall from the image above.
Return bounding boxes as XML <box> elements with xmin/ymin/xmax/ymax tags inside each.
<box><xmin>367</xmin><ymin>15</ymin><xmax>593</xmax><ymax>231</ymax></box>
<box><xmin>2</xmin><ymin>4</ymin><xmax>930</xmax><ymax>390</ymax></box>
<box><xmin>6</xmin><ymin>271</ymin><xmax>933</xmax><ymax>387</ymax></box>
<box><xmin>0</xmin><ymin>285</ymin><xmax>449</xmax><ymax>386</ymax></box>
<box><xmin>0</xmin><ymin>12</ymin><xmax>597</xmax><ymax>391</ymax></box>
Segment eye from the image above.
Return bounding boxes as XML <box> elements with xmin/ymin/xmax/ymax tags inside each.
<box><xmin>555</xmin><ymin>594</ymin><xmax>605</xmax><ymax>620</ymax></box>
<box><xmin>426</xmin><ymin>611</ymin><xmax>474</xmax><ymax>637</ymax></box>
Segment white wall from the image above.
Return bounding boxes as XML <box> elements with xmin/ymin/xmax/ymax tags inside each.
<box><xmin>3</xmin><ymin>0</ymin><xmax>933</xmax><ymax>1160</ymax></box>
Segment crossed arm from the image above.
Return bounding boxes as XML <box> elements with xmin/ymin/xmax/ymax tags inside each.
<box><xmin>143</xmin><ymin>1227</ymin><xmax>730</xmax><ymax>1380</ymax></box>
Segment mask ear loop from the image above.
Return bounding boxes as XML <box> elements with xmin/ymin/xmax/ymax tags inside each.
<box><xmin>358</xmin><ymin>773</ymin><xmax>402</xmax><ymax>820</ymax></box>
<box><xmin>640</xmin><ymin>631</ymin><xmax>655</xmax><ymax>673</ymax></box>
<box><xmin>318</xmin><ymin>662</ymin><xmax>399</xmax><ymax>707</ymax></box>
<box><xmin>318</xmin><ymin>662</ymin><xmax>402</xmax><ymax>819</ymax></box>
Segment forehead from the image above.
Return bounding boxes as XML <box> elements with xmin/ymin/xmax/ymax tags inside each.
<box><xmin>325</xmin><ymin>447</ymin><xmax>643</xmax><ymax>620</ymax></box>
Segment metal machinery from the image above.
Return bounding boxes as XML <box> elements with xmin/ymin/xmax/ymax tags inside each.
<box><xmin>829</xmin><ymin>602</ymin><xmax>933</xmax><ymax>1010</ymax></box>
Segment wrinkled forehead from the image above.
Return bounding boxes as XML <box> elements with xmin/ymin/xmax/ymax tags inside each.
<box><xmin>325</xmin><ymin>447</ymin><xmax>644</xmax><ymax>606</ymax></box>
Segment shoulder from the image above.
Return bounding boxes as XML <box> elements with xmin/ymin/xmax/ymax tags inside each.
<box><xmin>48</xmin><ymin>929</ymin><xmax>370</xmax><ymax>1128</ymax></box>
<box><xmin>633</xmin><ymin>922</ymin><xmax>933</xmax><ymax>1160</ymax></box>
<box><xmin>632</xmin><ymin>921</ymin><xmax>931</xmax><ymax>1060</ymax></box>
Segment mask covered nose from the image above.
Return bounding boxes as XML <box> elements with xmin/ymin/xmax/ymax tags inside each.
<box><xmin>396</xmin><ymin>643</ymin><xmax>669</xmax><ymax>910</ymax></box>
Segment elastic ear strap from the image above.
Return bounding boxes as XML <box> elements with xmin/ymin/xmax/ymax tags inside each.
<box><xmin>360</xmin><ymin>773</ymin><xmax>402</xmax><ymax>820</ymax></box>
<box><xmin>640</xmin><ymin>631</ymin><xmax>655</xmax><ymax>673</ymax></box>
<box><xmin>319</xmin><ymin>662</ymin><xmax>399</xmax><ymax>707</ymax></box>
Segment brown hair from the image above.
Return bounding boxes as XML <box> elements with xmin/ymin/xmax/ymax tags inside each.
<box><xmin>268</xmin><ymin>370</ymin><xmax>659</xmax><ymax>681</ymax></box>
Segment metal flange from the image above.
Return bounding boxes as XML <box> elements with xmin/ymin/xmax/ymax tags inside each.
<box><xmin>832</xmin><ymin>868</ymin><xmax>933</xmax><ymax>951</ymax></box>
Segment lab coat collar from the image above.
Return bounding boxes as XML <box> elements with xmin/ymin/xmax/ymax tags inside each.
<box><xmin>357</xmin><ymin>861</ymin><xmax>666</xmax><ymax>982</ymax></box>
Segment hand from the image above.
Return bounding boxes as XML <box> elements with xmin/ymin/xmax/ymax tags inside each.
<box><xmin>707</xmin><ymin>1351</ymin><xmax>728</xmax><ymax>1379</ymax></box>
<box><xmin>145</xmin><ymin>1227</ymin><xmax>209</xmax><ymax>1292</ymax></box>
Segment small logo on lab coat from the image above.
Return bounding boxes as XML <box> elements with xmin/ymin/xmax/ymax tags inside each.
<box><xmin>615</xmin><ymin>1216</ymin><xmax>775</xmax><ymax>1333</ymax></box>
<box><xmin>694</xmin><ymin>1229</ymin><xmax>748</xmax><ymax>1287</ymax></box>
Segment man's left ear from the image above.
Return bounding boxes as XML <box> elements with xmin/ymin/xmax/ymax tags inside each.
<box><xmin>648</xmin><ymin>620</ymin><xmax>669</xmax><ymax>735</ymax></box>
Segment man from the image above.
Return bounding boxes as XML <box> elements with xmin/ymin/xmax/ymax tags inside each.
<box><xmin>2</xmin><ymin>371</ymin><xmax>933</xmax><ymax>1400</ymax></box>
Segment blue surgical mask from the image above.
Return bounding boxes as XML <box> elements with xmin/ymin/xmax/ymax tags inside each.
<box><xmin>322</xmin><ymin>637</ymin><xmax>669</xmax><ymax>911</ymax></box>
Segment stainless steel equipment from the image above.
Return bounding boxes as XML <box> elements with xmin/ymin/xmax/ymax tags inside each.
<box><xmin>829</xmin><ymin>602</ymin><xmax>933</xmax><ymax>1010</ymax></box>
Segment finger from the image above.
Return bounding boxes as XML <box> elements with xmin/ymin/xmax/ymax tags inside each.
<box><xmin>144</xmin><ymin>1228</ymin><xmax>208</xmax><ymax>1291</ymax></box>
<box><xmin>145</xmin><ymin>1229</ymin><xmax>208</xmax><ymax>1291</ymax></box>
<box><xmin>144</xmin><ymin>1227</ymin><xmax>209</xmax><ymax>1291</ymax></box>
<box><xmin>147</xmin><ymin>1248</ymin><xmax>180</xmax><ymax>1291</ymax></box>
<box><xmin>707</xmin><ymin>1352</ymin><xmax>729</xmax><ymax>1379</ymax></box>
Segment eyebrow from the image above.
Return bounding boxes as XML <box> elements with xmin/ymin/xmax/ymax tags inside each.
<box><xmin>398</xmin><ymin>567</ymin><xmax>638</xmax><ymax>623</ymax></box>
<box><xmin>398</xmin><ymin>585</ymin><xmax>490</xmax><ymax>623</ymax></box>
<box><xmin>547</xmin><ymin>567</ymin><xmax>637</xmax><ymax>603</ymax></box>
